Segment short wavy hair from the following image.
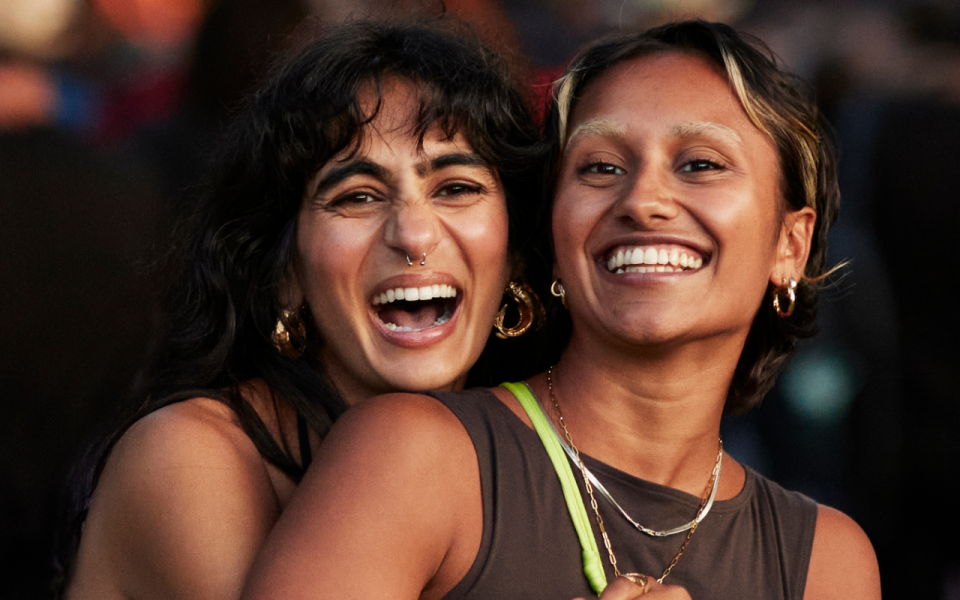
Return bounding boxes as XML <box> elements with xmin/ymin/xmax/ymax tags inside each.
<box><xmin>538</xmin><ymin>20</ymin><xmax>840</xmax><ymax>414</ymax></box>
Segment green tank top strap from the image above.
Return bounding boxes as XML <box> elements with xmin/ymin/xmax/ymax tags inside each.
<box><xmin>499</xmin><ymin>381</ymin><xmax>608</xmax><ymax>595</ymax></box>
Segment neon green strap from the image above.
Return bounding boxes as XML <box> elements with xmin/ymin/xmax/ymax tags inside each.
<box><xmin>500</xmin><ymin>382</ymin><xmax>607</xmax><ymax>595</ymax></box>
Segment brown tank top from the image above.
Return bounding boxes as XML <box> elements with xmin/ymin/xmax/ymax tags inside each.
<box><xmin>428</xmin><ymin>388</ymin><xmax>818</xmax><ymax>600</ymax></box>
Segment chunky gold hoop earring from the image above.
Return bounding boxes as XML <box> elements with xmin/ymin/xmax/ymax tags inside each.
<box><xmin>272</xmin><ymin>307</ymin><xmax>307</xmax><ymax>358</ymax></box>
<box><xmin>772</xmin><ymin>278</ymin><xmax>797</xmax><ymax>318</ymax></box>
<box><xmin>550</xmin><ymin>278</ymin><xmax>567</xmax><ymax>308</ymax></box>
<box><xmin>494</xmin><ymin>281</ymin><xmax>543</xmax><ymax>339</ymax></box>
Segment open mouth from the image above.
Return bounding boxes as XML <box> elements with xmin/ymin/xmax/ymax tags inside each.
<box><xmin>372</xmin><ymin>284</ymin><xmax>459</xmax><ymax>332</ymax></box>
<box><xmin>605</xmin><ymin>245</ymin><xmax>704</xmax><ymax>274</ymax></box>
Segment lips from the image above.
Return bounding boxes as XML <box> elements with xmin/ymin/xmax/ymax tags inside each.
<box><xmin>604</xmin><ymin>245</ymin><xmax>704</xmax><ymax>274</ymax></box>
<box><xmin>372</xmin><ymin>284</ymin><xmax>460</xmax><ymax>332</ymax></box>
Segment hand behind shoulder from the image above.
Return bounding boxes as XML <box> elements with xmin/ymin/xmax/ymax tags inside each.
<box><xmin>68</xmin><ymin>398</ymin><xmax>287</xmax><ymax>600</ymax></box>
<box><xmin>804</xmin><ymin>504</ymin><xmax>881</xmax><ymax>600</ymax></box>
<box><xmin>572</xmin><ymin>575</ymin><xmax>691</xmax><ymax>600</ymax></box>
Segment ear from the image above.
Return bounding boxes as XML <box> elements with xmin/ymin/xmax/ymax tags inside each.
<box><xmin>770</xmin><ymin>206</ymin><xmax>816</xmax><ymax>286</ymax></box>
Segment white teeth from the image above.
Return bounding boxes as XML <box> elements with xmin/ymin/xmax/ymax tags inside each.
<box><xmin>372</xmin><ymin>284</ymin><xmax>458</xmax><ymax>305</ymax></box>
<box><xmin>605</xmin><ymin>246</ymin><xmax>704</xmax><ymax>274</ymax></box>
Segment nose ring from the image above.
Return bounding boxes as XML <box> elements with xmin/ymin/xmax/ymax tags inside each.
<box><xmin>405</xmin><ymin>253</ymin><xmax>427</xmax><ymax>267</ymax></box>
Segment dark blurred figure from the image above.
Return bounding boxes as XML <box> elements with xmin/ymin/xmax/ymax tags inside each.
<box><xmin>1</xmin><ymin>0</ymin><xmax>310</xmax><ymax>597</ymax></box>
<box><xmin>868</xmin><ymin>72</ymin><xmax>960</xmax><ymax>600</ymax></box>
<box><xmin>0</xmin><ymin>128</ymin><xmax>164</xmax><ymax>600</ymax></box>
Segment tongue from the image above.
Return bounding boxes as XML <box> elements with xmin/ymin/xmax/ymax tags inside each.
<box><xmin>378</xmin><ymin>302</ymin><xmax>445</xmax><ymax>330</ymax></box>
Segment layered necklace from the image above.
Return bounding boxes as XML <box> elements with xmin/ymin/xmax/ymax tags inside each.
<box><xmin>545</xmin><ymin>366</ymin><xmax>723</xmax><ymax>584</ymax></box>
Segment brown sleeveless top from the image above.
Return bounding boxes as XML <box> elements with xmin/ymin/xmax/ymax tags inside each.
<box><xmin>429</xmin><ymin>388</ymin><xmax>818</xmax><ymax>600</ymax></box>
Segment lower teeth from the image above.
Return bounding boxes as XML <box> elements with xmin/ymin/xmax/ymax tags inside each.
<box><xmin>382</xmin><ymin>308</ymin><xmax>452</xmax><ymax>332</ymax></box>
<box><xmin>613</xmin><ymin>265</ymin><xmax>685</xmax><ymax>274</ymax></box>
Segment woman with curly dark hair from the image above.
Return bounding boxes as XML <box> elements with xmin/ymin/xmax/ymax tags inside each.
<box><xmin>65</xmin><ymin>17</ymin><xmax>542</xmax><ymax>599</ymax></box>
<box><xmin>243</xmin><ymin>20</ymin><xmax>879</xmax><ymax>600</ymax></box>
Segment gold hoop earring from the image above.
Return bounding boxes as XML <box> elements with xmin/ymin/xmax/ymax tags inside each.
<box><xmin>494</xmin><ymin>281</ymin><xmax>543</xmax><ymax>339</ymax></box>
<box><xmin>772</xmin><ymin>278</ymin><xmax>797</xmax><ymax>318</ymax></box>
<box><xmin>550</xmin><ymin>278</ymin><xmax>567</xmax><ymax>308</ymax></box>
<box><xmin>272</xmin><ymin>307</ymin><xmax>307</xmax><ymax>358</ymax></box>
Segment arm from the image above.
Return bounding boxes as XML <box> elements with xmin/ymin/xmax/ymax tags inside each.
<box><xmin>68</xmin><ymin>399</ymin><xmax>286</xmax><ymax>600</ymax></box>
<box><xmin>803</xmin><ymin>505</ymin><xmax>881</xmax><ymax>600</ymax></box>
<box><xmin>242</xmin><ymin>393</ymin><xmax>482</xmax><ymax>600</ymax></box>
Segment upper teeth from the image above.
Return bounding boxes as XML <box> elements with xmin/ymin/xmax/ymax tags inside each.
<box><xmin>372</xmin><ymin>284</ymin><xmax>458</xmax><ymax>305</ymax></box>
<box><xmin>606</xmin><ymin>247</ymin><xmax>703</xmax><ymax>273</ymax></box>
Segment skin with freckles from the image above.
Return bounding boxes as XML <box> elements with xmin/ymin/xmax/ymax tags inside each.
<box><xmin>289</xmin><ymin>80</ymin><xmax>510</xmax><ymax>401</ymax></box>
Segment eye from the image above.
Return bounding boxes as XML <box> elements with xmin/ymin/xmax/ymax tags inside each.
<box><xmin>679</xmin><ymin>158</ymin><xmax>723</xmax><ymax>173</ymax></box>
<box><xmin>330</xmin><ymin>191</ymin><xmax>379</xmax><ymax>206</ymax></box>
<box><xmin>436</xmin><ymin>183</ymin><xmax>484</xmax><ymax>197</ymax></box>
<box><xmin>580</xmin><ymin>161</ymin><xmax>625</xmax><ymax>176</ymax></box>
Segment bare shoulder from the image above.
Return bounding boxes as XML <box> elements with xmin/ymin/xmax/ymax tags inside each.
<box><xmin>245</xmin><ymin>392</ymin><xmax>482</xmax><ymax>600</ymax></box>
<box><xmin>68</xmin><ymin>398</ymin><xmax>283</xmax><ymax>600</ymax></box>
<box><xmin>803</xmin><ymin>504</ymin><xmax>881</xmax><ymax>600</ymax></box>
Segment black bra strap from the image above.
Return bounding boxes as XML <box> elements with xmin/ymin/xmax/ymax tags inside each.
<box><xmin>296</xmin><ymin>412</ymin><xmax>312</xmax><ymax>470</ymax></box>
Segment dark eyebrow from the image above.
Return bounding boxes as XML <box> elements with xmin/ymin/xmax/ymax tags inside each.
<box><xmin>416</xmin><ymin>153</ymin><xmax>490</xmax><ymax>177</ymax></box>
<box><xmin>311</xmin><ymin>161</ymin><xmax>388</xmax><ymax>197</ymax></box>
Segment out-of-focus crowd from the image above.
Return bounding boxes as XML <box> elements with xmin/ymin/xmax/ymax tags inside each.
<box><xmin>2</xmin><ymin>1</ymin><xmax>959</xmax><ymax>598</ymax></box>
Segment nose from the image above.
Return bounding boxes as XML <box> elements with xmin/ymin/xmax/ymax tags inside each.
<box><xmin>383</xmin><ymin>201</ymin><xmax>442</xmax><ymax>266</ymax></box>
<box><xmin>615</xmin><ymin>163</ymin><xmax>680</xmax><ymax>225</ymax></box>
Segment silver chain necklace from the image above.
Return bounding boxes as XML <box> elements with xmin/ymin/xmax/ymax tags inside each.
<box><xmin>524</xmin><ymin>380</ymin><xmax>723</xmax><ymax>538</ymax></box>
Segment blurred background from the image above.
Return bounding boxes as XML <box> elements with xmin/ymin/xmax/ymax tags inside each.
<box><xmin>1</xmin><ymin>0</ymin><xmax>957</xmax><ymax>597</ymax></box>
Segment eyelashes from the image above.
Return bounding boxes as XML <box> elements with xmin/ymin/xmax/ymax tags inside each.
<box><xmin>575</xmin><ymin>156</ymin><xmax>727</xmax><ymax>179</ymax></box>
<box><xmin>323</xmin><ymin>181</ymin><xmax>487</xmax><ymax>212</ymax></box>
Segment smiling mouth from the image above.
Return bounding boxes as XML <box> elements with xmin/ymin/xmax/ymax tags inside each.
<box><xmin>605</xmin><ymin>245</ymin><xmax>704</xmax><ymax>274</ymax></box>
<box><xmin>372</xmin><ymin>284</ymin><xmax>459</xmax><ymax>332</ymax></box>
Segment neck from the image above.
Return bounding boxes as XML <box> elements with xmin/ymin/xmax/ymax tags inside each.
<box><xmin>534</xmin><ymin>331</ymin><xmax>745</xmax><ymax>497</ymax></box>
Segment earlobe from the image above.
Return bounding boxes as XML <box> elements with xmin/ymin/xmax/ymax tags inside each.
<box><xmin>771</xmin><ymin>206</ymin><xmax>816</xmax><ymax>285</ymax></box>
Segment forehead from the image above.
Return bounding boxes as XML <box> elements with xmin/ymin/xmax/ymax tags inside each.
<box><xmin>567</xmin><ymin>51</ymin><xmax>761</xmax><ymax>144</ymax></box>
<box><xmin>330</xmin><ymin>79</ymin><xmax>475</xmax><ymax>164</ymax></box>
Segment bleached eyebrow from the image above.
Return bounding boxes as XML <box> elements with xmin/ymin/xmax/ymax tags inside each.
<box><xmin>566</xmin><ymin>119</ymin><xmax>626</xmax><ymax>148</ymax></box>
<box><xmin>670</xmin><ymin>121</ymin><xmax>743</xmax><ymax>149</ymax></box>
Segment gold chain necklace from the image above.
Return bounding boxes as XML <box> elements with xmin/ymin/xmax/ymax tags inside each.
<box><xmin>545</xmin><ymin>366</ymin><xmax>722</xmax><ymax>584</ymax></box>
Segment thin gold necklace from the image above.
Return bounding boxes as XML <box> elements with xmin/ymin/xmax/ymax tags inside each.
<box><xmin>545</xmin><ymin>366</ymin><xmax>722</xmax><ymax>584</ymax></box>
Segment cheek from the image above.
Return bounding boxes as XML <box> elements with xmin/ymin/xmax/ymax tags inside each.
<box><xmin>550</xmin><ymin>190</ymin><xmax>591</xmax><ymax>276</ymax></box>
<box><xmin>296</xmin><ymin>216</ymin><xmax>367</xmax><ymax>296</ymax></box>
<box><xmin>456</xmin><ymin>199</ymin><xmax>511</xmax><ymax>277</ymax></box>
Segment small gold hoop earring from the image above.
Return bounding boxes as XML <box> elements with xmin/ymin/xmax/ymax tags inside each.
<box><xmin>494</xmin><ymin>281</ymin><xmax>543</xmax><ymax>339</ymax></box>
<box><xmin>272</xmin><ymin>307</ymin><xmax>307</xmax><ymax>358</ymax></box>
<box><xmin>772</xmin><ymin>278</ymin><xmax>797</xmax><ymax>318</ymax></box>
<box><xmin>550</xmin><ymin>278</ymin><xmax>567</xmax><ymax>308</ymax></box>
